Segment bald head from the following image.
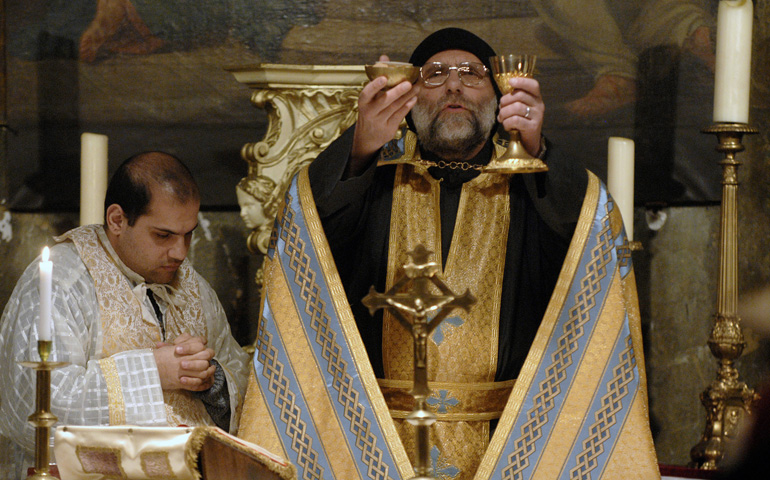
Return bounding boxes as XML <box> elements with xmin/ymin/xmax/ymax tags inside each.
<box><xmin>104</xmin><ymin>151</ymin><xmax>200</xmax><ymax>226</ymax></box>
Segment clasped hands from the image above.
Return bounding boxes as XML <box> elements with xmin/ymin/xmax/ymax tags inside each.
<box><xmin>153</xmin><ymin>333</ymin><xmax>216</xmax><ymax>392</ymax></box>
<box><xmin>351</xmin><ymin>54</ymin><xmax>545</xmax><ymax>171</ymax></box>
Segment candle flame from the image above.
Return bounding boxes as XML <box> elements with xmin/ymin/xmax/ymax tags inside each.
<box><xmin>42</xmin><ymin>246</ymin><xmax>50</xmax><ymax>262</ymax></box>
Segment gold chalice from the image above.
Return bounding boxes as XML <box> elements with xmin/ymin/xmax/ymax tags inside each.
<box><xmin>364</xmin><ymin>61</ymin><xmax>420</xmax><ymax>89</ymax></box>
<box><xmin>484</xmin><ymin>54</ymin><xmax>548</xmax><ymax>174</ymax></box>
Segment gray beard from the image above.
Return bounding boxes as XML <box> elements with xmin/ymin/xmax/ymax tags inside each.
<box><xmin>411</xmin><ymin>93</ymin><xmax>497</xmax><ymax>160</ymax></box>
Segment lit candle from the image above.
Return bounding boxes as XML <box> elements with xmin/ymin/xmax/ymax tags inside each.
<box><xmin>607</xmin><ymin>137</ymin><xmax>635</xmax><ymax>241</ymax></box>
<box><xmin>80</xmin><ymin>132</ymin><xmax>109</xmax><ymax>226</ymax></box>
<box><xmin>38</xmin><ymin>247</ymin><xmax>52</xmax><ymax>342</ymax></box>
<box><xmin>713</xmin><ymin>0</ymin><xmax>753</xmax><ymax>123</ymax></box>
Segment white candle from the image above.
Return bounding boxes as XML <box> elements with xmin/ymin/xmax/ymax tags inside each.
<box><xmin>607</xmin><ymin>137</ymin><xmax>635</xmax><ymax>241</ymax></box>
<box><xmin>713</xmin><ymin>0</ymin><xmax>753</xmax><ymax>123</ymax></box>
<box><xmin>80</xmin><ymin>133</ymin><xmax>109</xmax><ymax>226</ymax></box>
<box><xmin>38</xmin><ymin>247</ymin><xmax>53</xmax><ymax>342</ymax></box>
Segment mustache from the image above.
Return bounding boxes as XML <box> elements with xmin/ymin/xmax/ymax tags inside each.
<box><xmin>437</xmin><ymin>94</ymin><xmax>472</xmax><ymax>110</ymax></box>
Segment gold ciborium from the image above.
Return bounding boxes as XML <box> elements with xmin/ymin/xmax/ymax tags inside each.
<box><xmin>484</xmin><ymin>54</ymin><xmax>548</xmax><ymax>174</ymax></box>
<box><xmin>364</xmin><ymin>61</ymin><xmax>420</xmax><ymax>89</ymax></box>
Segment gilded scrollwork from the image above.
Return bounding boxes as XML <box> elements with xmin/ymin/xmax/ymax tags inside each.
<box><xmin>230</xmin><ymin>64</ymin><xmax>367</xmax><ymax>262</ymax></box>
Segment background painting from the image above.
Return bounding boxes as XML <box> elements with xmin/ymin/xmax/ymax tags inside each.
<box><xmin>5</xmin><ymin>0</ymin><xmax>721</xmax><ymax>211</ymax></box>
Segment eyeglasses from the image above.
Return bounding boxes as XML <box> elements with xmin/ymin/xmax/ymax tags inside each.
<box><xmin>420</xmin><ymin>62</ymin><xmax>490</xmax><ymax>87</ymax></box>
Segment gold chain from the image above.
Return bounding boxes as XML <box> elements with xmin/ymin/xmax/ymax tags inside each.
<box><xmin>413</xmin><ymin>159</ymin><xmax>485</xmax><ymax>171</ymax></box>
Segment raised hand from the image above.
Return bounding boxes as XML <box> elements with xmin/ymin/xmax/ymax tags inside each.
<box><xmin>497</xmin><ymin>76</ymin><xmax>544</xmax><ymax>157</ymax></box>
<box><xmin>348</xmin><ymin>55</ymin><xmax>419</xmax><ymax>176</ymax></box>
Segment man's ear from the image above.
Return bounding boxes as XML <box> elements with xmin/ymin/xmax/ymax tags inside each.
<box><xmin>105</xmin><ymin>204</ymin><xmax>126</xmax><ymax>235</ymax></box>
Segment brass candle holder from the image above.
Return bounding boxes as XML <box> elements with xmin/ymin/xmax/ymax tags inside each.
<box><xmin>363</xmin><ymin>245</ymin><xmax>475</xmax><ymax>480</ymax></box>
<box><xmin>20</xmin><ymin>340</ymin><xmax>68</xmax><ymax>479</ymax></box>
<box><xmin>689</xmin><ymin>123</ymin><xmax>759</xmax><ymax>470</ymax></box>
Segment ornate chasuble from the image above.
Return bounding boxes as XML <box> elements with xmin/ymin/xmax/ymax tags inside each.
<box><xmin>239</xmin><ymin>157</ymin><xmax>660</xmax><ymax>479</ymax></box>
<box><xmin>56</xmin><ymin>225</ymin><xmax>213</xmax><ymax>428</ymax></box>
<box><xmin>381</xmin><ymin>162</ymin><xmax>512</xmax><ymax>480</ymax></box>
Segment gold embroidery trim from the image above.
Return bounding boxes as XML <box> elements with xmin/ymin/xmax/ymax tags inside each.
<box><xmin>379</xmin><ymin>378</ymin><xmax>515</xmax><ymax>421</ymax></box>
<box><xmin>383</xmin><ymin>163</ymin><xmax>509</xmax><ymax>383</ymax></box>
<box><xmin>296</xmin><ymin>168</ymin><xmax>414</xmax><ymax>478</ymax></box>
<box><xmin>383</xmin><ymin>163</ymin><xmax>442</xmax><ymax>380</ymax></box>
<box><xmin>99</xmin><ymin>357</ymin><xmax>126</xmax><ymax>426</ymax></box>
<box><xmin>443</xmin><ymin>172</ymin><xmax>509</xmax><ymax>378</ymax></box>
<box><xmin>474</xmin><ymin>171</ymin><xmax>601</xmax><ymax>480</ymax></box>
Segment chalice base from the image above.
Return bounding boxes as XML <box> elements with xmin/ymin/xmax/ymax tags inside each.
<box><xmin>483</xmin><ymin>132</ymin><xmax>548</xmax><ymax>174</ymax></box>
<box><xmin>483</xmin><ymin>146</ymin><xmax>548</xmax><ymax>174</ymax></box>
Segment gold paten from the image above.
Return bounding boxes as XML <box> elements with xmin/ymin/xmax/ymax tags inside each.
<box><xmin>690</xmin><ymin>123</ymin><xmax>760</xmax><ymax>470</ymax></box>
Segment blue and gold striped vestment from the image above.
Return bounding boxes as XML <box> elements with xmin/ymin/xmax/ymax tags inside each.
<box><xmin>238</xmin><ymin>167</ymin><xmax>660</xmax><ymax>480</ymax></box>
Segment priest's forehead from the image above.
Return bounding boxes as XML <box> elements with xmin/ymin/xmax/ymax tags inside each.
<box><xmin>425</xmin><ymin>49</ymin><xmax>484</xmax><ymax>66</ymax></box>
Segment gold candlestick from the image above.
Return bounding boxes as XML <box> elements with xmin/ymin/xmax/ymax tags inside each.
<box><xmin>363</xmin><ymin>245</ymin><xmax>475</xmax><ymax>480</ymax></box>
<box><xmin>20</xmin><ymin>340</ymin><xmax>68</xmax><ymax>479</ymax></box>
<box><xmin>689</xmin><ymin>123</ymin><xmax>759</xmax><ymax>470</ymax></box>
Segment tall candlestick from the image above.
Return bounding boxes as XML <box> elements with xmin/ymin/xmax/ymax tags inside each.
<box><xmin>607</xmin><ymin>137</ymin><xmax>635</xmax><ymax>241</ymax></box>
<box><xmin>38</xmin><ymin>247</ymin><xmax>52</xmax><ymax>342</ymax></box>
<box><xmin>713</xmin><ymin>0</ymin><xmax>753</xmax><ymax>123</ymax></box>
<box><xmin>80</xmin><ymin>133</ymin><xmax>109</xmax><ymax>226</ymax></box>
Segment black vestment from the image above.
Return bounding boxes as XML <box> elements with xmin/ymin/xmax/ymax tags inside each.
<box><xmin>308</xmin><ymin>126</ymin><xmax>587</xmax><ymax>381</ymax></box>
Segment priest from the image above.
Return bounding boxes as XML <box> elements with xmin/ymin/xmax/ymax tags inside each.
<box><xmin>239</xmin><ymin>28</ymin><xmax>659</xmax><ymax>480</ymax></box>
<box><xmin>0</xmin><ymin>152</ymin><xmax>250</xmax><ymax>479</ymax></box>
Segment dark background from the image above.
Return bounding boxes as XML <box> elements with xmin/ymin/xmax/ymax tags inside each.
<box><xmin>4</xmin><ymin>0</ymin><xmax>721</xmax><ymax>211</ymax></box>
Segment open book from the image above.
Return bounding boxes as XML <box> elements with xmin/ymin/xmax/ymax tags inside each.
<box><xmin>53</xmin><ymin>425</ymin><xmax>296</xmax><ymax>480</ymax></box>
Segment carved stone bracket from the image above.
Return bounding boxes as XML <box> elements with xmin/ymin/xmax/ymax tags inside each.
<box><xmin>227</xmin><ymin>64</ymin><xmax>367</xmax><ymax>256</ymax></box>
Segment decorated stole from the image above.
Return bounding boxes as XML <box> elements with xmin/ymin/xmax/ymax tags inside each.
<box><xmin>56</xmin><ymin>225</ymin><xmax>213</xmax><ymax>428</ymax></box>
<box><xmin>238</xmin><ymin>169</ymin><xmax>414</xmax><ymax>480</ymax></box>
<box><xmin>381</xmin><ymin>163</ymin><xmax>511</xmax><ymax>480</ymax></box>
<box><xmin>474</xmin><ymin>173</ymin><xmax>660</xmax><ymax>480</ymax></box>
<box><xmin>240</xmin><ymin>165</ymin><xmax>659</xmax><ymax>480</ymax></box>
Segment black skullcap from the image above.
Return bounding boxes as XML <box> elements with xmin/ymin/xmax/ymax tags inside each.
<box><xmin>409</xmin><ymin>28</ymin><xmax>497</xmax><ymax>71</ymax></box>
<box><xmin>405</xmin><ymin>28</ymin><xmax>501</xmax><ymax>132</ymax></box>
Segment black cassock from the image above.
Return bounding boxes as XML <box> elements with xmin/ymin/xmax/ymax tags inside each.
<box><xmin>308</xmin><ymin>126</ymin><xmax>588</xmax><ymax>382</ymax></box>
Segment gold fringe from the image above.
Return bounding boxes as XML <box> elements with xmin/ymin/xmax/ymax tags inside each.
<box><xmin>187</xmin><ymin>426</ymin><xmax>297</xmax><ymax>480</ymax></box>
